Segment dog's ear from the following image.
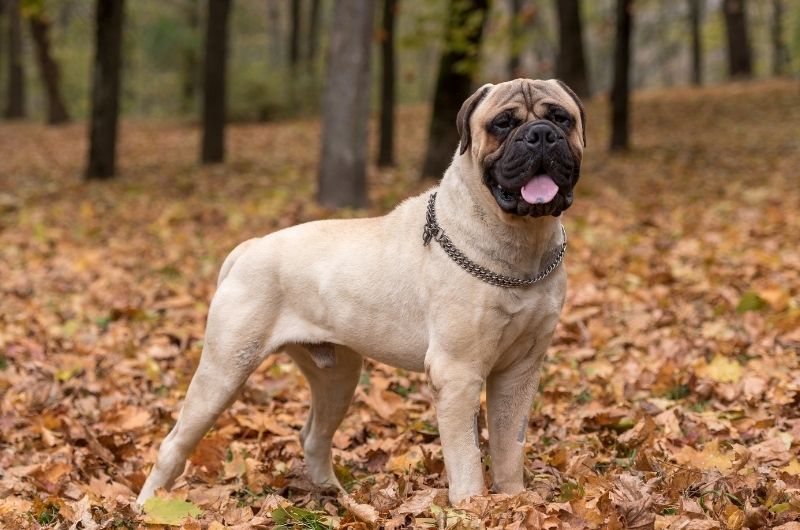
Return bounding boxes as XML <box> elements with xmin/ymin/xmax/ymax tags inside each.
<box><xmin>555</xmin><ymin>79</ymin><xmax>587</xmax><ymax>147</ymax></box>
<box><xmin>457</xmin><ymin>84</ymin><xmax>492</xmax><ymax>155</ymax></box>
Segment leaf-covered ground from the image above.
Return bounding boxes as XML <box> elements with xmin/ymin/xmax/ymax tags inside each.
<box><xmin>1</xmin><ymin>80</ymin><xmax>799</xmax><ymax>529</ymax></box>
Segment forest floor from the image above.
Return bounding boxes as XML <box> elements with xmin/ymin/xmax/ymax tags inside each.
<box><xmin>1</xmin><ymin>80</ymin><xmax>799</xmax><ymax>529</ymax></box>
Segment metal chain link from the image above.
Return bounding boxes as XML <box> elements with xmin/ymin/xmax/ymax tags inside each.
<box><xmin>422</xmin><ymin>192</ymin><xmax>567</xmax><ymax>288</ymax></box>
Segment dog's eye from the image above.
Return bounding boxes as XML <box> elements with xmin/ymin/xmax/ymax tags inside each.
<box><xmin>550</xmin><ymin>107</ymin><xmax>573</xmax><ymax>129</ymax></box>
<box><xmin>490</xmin><ymin>113</ymin><xmax>516</xmax><ymax>132</ymax></box>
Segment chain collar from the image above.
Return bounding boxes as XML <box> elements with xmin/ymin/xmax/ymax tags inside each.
<box><xmin>422</xmin><ymin>192</ymin><xmax>567</xmax><ymax>288</ymax></box>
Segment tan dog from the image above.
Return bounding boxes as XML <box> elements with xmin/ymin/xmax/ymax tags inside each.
<box><xmin>137</xmin><ymin>78</ymin><xmax>586</xmax><ymax>505</ymax></box>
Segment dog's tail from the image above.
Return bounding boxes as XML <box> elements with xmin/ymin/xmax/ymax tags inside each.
<box><xmin>217</xmin><ymin>238</ymin><xmax>258</xmax><ymax>288</ymax></box>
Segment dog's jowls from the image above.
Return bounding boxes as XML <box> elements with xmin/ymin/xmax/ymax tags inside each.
<box><xmin>136</xmin><ymin>78</ymin><xmax>586</xmax><ymax>506</ymax></box>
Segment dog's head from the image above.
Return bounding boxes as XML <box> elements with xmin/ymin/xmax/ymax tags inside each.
<box><xmin>456</xmin><ymin>79</ymin><xmax>586</xmax><ymax>218</ymax></box>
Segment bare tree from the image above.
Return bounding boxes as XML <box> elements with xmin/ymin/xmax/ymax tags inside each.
<box><xmin>688</xmin><ymin>0</ymin><xmax>703</xmax><ymax>85</ymax></box>
<box><xmin>771</xmin><ymin>0</ymin><xmax>789</xmax><ymax>76</ymax></box>
<box><xmin>508</xmin><ymin>0</ymin><xmax>523</xmax><ymax>77</ymax></box>
<box><xmin>0</xmin><ymin>2</ymin><xmax>4</xmax><ymax>108</ymax></box>
<box><xmin>554</xmin><ymin>0</ymin><xmax>590</xmax><ymax>97</ymax></box>
<box><xmin>421</xmin><ymin>0</ymin><xmax>489</xmax><ymax>179</ymax></box>
<box><xmin>267</xmin><ymin>2</ymin><xmax>283</xmax><ymax>68</ymax></box>
<box><xmin>86</xmin><ymin>0</ymin><xmax>125</xmax><ymax>179</ymax></box>
<box><xmin>378</xmin><ymin>0</ymin><xmax>397</xmax><ymax>167</ymax></box>
<box><xmin>317</xmin><ymin>0</ymin><xmax>375</xmax><ymax>207</ymax></box>
<box><xmin>201</xmin><ymin>0</ymin><xmax>231</xmax><ymax>164</ymax></box>
<box><xmin>289</xmin><ymin>0</ymin><xmax>301</xmax><ymax>70</ymax></box>
<box><xmin>610</xmin><ymin>0</ymin><xmax>633</xmax><ymax>152</ymax></box>
<box><xmin>4</xmin><ymin>0</ymin><xmax>26</xmax><ymax>119</ymax></box>
<box><xmin>722</xmin><ymin>0</ymin><xmax>752</xmax><ymax>79</ymax></box>
<box><xmin>307</xmin><ymin>0</ymin><xmax>321</xmax><ymax>68</ymax></box>
<box><xmin>180</xmin><ymin>0</ymin><xmax>200</xmax><ymax>113</ymax></box>
<box><xmin>29</xmin><ymin>8</ymin><xmax>70</xmax><ymax>124</ymax></box>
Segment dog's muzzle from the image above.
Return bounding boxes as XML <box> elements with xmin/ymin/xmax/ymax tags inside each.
<box><xmin>484</xmin><ymin>120</ymin><xmax>579</xmax><ymax>217</ymax></box>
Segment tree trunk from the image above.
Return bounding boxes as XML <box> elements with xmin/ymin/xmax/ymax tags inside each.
<box><xmin>610</xmin><ymin>0</ymin><xmax>633</xmax><ymax>152</ymax></box>
<box><xmin>771</xmin><ymin>0</ymin><xmax>788</xmax><ymax>76</ymax></box>
<box><xmin>0</xmin><ymin>2</ymin><xmax>4</xmax><ymax>108</ymax></box>
<box><xmin>267</xmin><ymin>1</ymin><xmax>282</xmax><ymax>68</ymax></box>
<box><xmin>180</xmin><ymin>0</ymin><xmax>199</xmax><ymax>114</ymax></box>
<box><xmin>86</xmin><ymin>0</ymin><xmax>124</xmax><ymax>179</ymax></box>
<box><xmin>378</xmin><ymin>0</ymin><xmax>397</xmax><ymax>167</ymax></box>
<box><xmin>317</xmin><ymin>0</ymin><xmax>375</xmax><ymax>208</ymax></box>
<box><xmin>57</xmin><ymin>2</ymin><xmax>73</xmax><ymax>29</ymax></box>
<box><xmin>201</xmin><ymin>0</ymin><xmax>230</xmax><ymax>164</ymax></box>
<box><xmin>289</xmin><ymin>0</ymin><xmax>301</xmax><ymax>69</ymax></box>
<box><xmin>420</xmin><ymin>0</ymin><xmax>489</xmax><ymax>179</ymax></box>
<box><xmin>722</xmin><ymin>0</ymin><xmax>752</xmax><ymax>79</ymax></box>
<box><xmin>306</xmin><ymin>0</ymin><xmax>321</xmax><ymax>68</ymax></box>
<box><xmin>4</xmin><ymin>0</ymin><xmax>25</xmax><ymax>119</ymax></box>
<box><xmin>508</xmin><ymin>0</ymin><xmax>522</xmax><ymax>78</ymax></box>
<box><xmin>29</xmin><ymin>14</ymin><xmax>70</xmax><ymax>124</ymax></box>
<box><xmin>554</xmin><ymin>0</ymin><xmax>590</xmax><ymax>98</ymax></box>
<box><xmin>688</xmin><ymin>0</ymin><xmax>702</xmax><ymax>85</ymax></box>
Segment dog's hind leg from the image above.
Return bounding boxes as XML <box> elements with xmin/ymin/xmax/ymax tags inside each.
<box><xmin>136</xmin><ymin>275</ymin><xmax>271</xmax><ymax>505</ymax></box>
<box><xmin>286</xmin><ymin>344</ymin><xmax>362</xmax><ymax>490</ymax></box>
<box><xmin>217</xmin><ymin>238</ymin><xmax>258</xmax><ymax>287</ymax></box>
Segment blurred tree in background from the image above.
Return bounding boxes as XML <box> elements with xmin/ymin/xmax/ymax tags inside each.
<box><xmin>179</xmin><ymin>0</ymin><xmax>199</xmax><ymax>114</ymax></box>
<box><xmin>772</xmin><ymin>0</ymin><xmax>790</xmax><ymax>75</ymax></box>
<box><xmin>4</xmin><ymin>0</ymin><xmax>25</xmax><ymax>118</ymax></box>
<box><xmin>201</xmin><ymin>0</ymin><xmax>230</xmax><ymax>164</ymax></box>
<box><xmin>378</xmin><ymin>0</ymin><xmax>398</xmax><ymax>168</ymax></box>
<box><xmin>507</xmin><ymin>0</ymin><xmax>524</xmax><ymax>77</ymax></box>
<box><xmin>688</xmin><ymin>0</ymin><xmax>703</xmax><ymax>85</ymax></box>
<box><xmin>610</xmin><ymin>0</ymin><xmax>633</xmax><ymax>151</ymax></box>
<box><xmin>26</xmin><ymin>0</ymin><xmax>70</xmax><ymax>124</ymax></box>
<box><xmin>421</xmin><ymin>0</ymin><xmax>489</xmax><ymax>179</ymax></box>
<box><xmin>86</xmin><ymin>0</ymin><xmax>124</xmax><ymax>179</ymax></box>
<box><xmin>555</xmin><ymin>0</ymin><xmax>590</xmax><ymax>97</ymax></box>
<box><xmin>317</xmin><ymin>0</ymin><xmax>375</xmax><ymax>207</ymax></box>
<box><xmin>723</xmin><ymin>0</ymin><xmax>752</xmax><ymax>78</ymax></box>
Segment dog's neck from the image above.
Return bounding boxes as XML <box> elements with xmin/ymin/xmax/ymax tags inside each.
<box><xmin>435</xmin><ymin>161</ymin><xmax>564</xmax><ymax>279</ymax></box>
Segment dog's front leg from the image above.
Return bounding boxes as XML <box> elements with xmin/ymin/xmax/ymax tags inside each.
<box><xmin>425</xmin><ymin>354</ymin><xmax>485</xmax><ymax>504</ymax></box>
<box><xmin>486</xmin><ymin>352</ymin><xmax>544</xmax><ymax>495</ymax></box>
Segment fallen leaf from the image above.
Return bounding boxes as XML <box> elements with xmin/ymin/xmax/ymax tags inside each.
<box><xmin>696</xmin><ymin>355</ymin><xmax>742</xmax><ymax>384</ymax></box>
<box><xmin>609</xmin><ymin>475</ymin><xmax>655</xmax><ymax>529</ymax></box>
<box><xmin>386</xmin><ymin>446</ymin><xmax>424</xmax><ymax>473</ymax></box>
<box><xmin>673</xmin><ymin>440</ymin><xmax>733</xmax><ymax>472</ymax></box>
<box><xmin>142</xmin><ymin>497</ymin><xmax>203</xmax><ymax>526</ymax></box>
<box><xmin>233</xmin><ymin>411</ymin><xmax>293</xmax><ymax>436</ymax></box>
<box><xmin>339</xmin><ymin>493</ymin><xmax>379</xmax><ymax>524</ymax></box>
<box><xmin>391</xmin><ymin>488</ymin><xmax>440</xmax><ymax>516</ymax></box>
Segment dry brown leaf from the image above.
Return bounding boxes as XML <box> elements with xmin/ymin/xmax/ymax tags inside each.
<box><xmin>695</xmin><ymin>355</ymin><xmax>742</xmax><ymax>384</ymax></box>
<box><xmin>232</xmin><ymin>411</ymin><xmax>293</xmax><ymax>436</ymax></box>
<box><xmin>773</xmin><ymin>523</ymin><xmax>800</xmax><ymax>530</ymax></box>
<box><xmin>339</xmin><ymin>493</ymin><xmax>380</xmax><ymax>525</ymax></box>
<box><xmin>391</xmin><ymin>488</ymin><xmax>440</xmax><ymax>516</ymax></box>
<box><xmin>386</xmin><ymin>446</ymin><xmax>424</xmax><ymax>473</ymax></box>
<box><xmin>609</xmin><ymin>475</ymin><xmax>655</xmax><ymax>530</ymax></box>
<box><xmin>749</xmin><ymin>435</ymin><xmax>792</xmax><ymax>465</ymax></box>
<box><xmin>618</xmin><ymin>415</ymin><xmax>656</xmax><ymax>448</ymax></box>
<box><xmin>672</xmin><ymin>441</ymin><xmax>733</xmax><ymax>472</ymax></box>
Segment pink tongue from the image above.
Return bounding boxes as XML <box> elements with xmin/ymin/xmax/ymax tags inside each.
<box><xmin>520</xmin><ymin>175</ymin><xmax>559</xmax><ymax>205</ymax></box>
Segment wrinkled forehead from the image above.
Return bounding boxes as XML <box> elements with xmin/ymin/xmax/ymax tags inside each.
<box><xmin>485</xmin><ymin>79</ymin><xmax>579</xmax><ymax>120</ymax></box>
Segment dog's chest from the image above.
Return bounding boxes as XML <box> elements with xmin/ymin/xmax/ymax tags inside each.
<box><xmin>495</xmin><ymin>291</ymin><xmax>559</xmax><ymax>342</ymax></box>
<box><xmin>427</xmin><ymin>280</ymin><xmax>563</xmax><ymax>370</ymax></box>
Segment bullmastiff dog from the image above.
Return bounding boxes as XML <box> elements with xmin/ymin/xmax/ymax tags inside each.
<box><xmin>137</xmin><ymin>78</ymin><xmax>586</xmax><ymax>505</ymax></box>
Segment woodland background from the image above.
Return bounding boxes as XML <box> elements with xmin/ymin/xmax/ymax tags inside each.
<box><xmin>0</xmin><ymin>0</ymin><xmax>799</xmax><ymax>528</ymax></box>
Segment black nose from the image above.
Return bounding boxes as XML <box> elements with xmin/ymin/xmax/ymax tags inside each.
<box><xmin>524</xmin><ymin>123</ymin><xmax>557</xmax><ymax>147</ymax></box>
